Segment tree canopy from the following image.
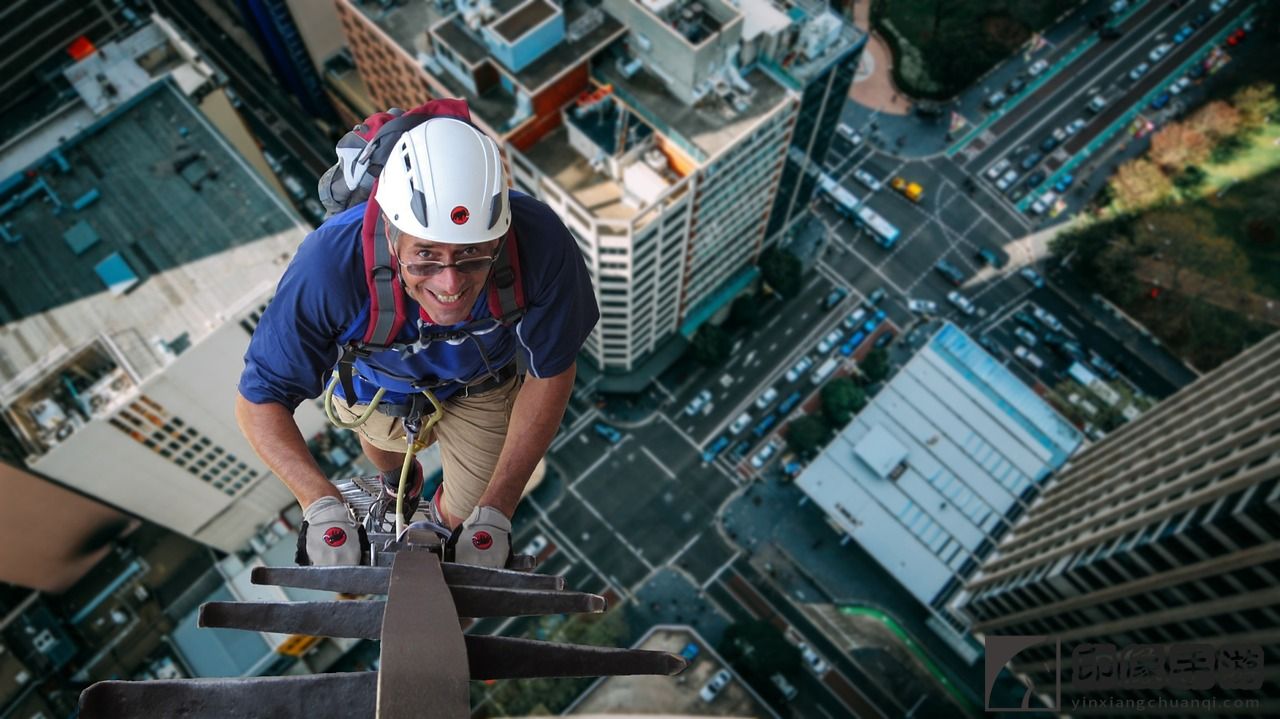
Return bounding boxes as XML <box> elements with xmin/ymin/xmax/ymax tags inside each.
<box><xmin>691</xmin><ymin>324</ymin><xmax>732</xmax><ymax>366</ymax></box>
<box><xmin>861</xmin><ymin>348</ymin><xmax>890</xmax><ymax>384</ymax></box>
<box><xmin>759</xmin><ymin>247</ymin><xmax>803</xmax><ymax>298</ymax></box>
<box><xmin>784</xmin><ymin>415</ymin><xmax>833</xmax><ymax>458</ymax></box>
<box><xmin>821</xmin><ymin>377</ymin><xmax>867</xmax><ymax>426</ymax></box>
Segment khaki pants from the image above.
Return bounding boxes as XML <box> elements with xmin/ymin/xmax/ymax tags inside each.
<box><xmin>331</xmin><ymin>375</ymin><xmax>521</xmax><ymax>522</ymax></box>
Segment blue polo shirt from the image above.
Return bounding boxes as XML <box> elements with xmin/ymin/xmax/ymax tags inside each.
<box><xmin>238</xmin><ymin>192</ymin><xmax>598</xmax><ymax>409</ymax></box>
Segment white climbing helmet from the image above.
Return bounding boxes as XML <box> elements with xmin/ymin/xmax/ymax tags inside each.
<box><xmin>375</xmin><ymin>117</ymin><xmax>510</xmax><ymax>244</ymax></box>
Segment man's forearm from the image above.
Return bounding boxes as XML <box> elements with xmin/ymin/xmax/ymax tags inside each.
<box><xmin>235</xmin><ymin>393</ymin><xmax>339</xmax><ymax>509</ymax></box>
<box><xmin>478</xmin><ymin>364</ymin><xmax>576</xmax><ymax>518</ymax></box>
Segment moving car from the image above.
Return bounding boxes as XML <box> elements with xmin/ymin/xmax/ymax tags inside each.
<box><xmin>1086</xmin><ymin>95</ymin><xmax>1107</xmax><ymax>114</ymax></box>
<box><xmin>593</xmin><ymin>422</ymin><xmax>623</xmax><ymax>444</ymax></box>
<box><xmin>890</xmin><ymin>176</ymin><xmax>924</xmax><ymax>202</ymax></box>
<box><xmin>1019</xmin><ymin>267</ymin><xmax>1045</xmax><ymax>288</ymax></box>
<box><xmin>798</xmin><ymin>643</ymin><xmax>830</xmax><ymax>676</ymax></box>
<box><xmin>853</xmin><ymin>168</ymin><xmax>882</xmax><ymax>192</ymax></box>
<box><xmin>1128</xmin><ymin>62</ymin><xmax>1150</xmax><ymax>81</ymax></box>
<box><xmin>975</xmin><ymin>247</ymin><xmax>1006</xmax><ymax>268</ymax></box>
<box><xmin>822</xmin><ymin>287</ymin><xmax>848</xmax><ymax>310</ymax></box>
<box><xmin>1039</xmin><ymin>128</ymin><xmax>1066</xmax><ymax>153</ymax></box>
<box><xmin>1148</xmin><ymin>43</ymin><xmax>1172</xmax><ymax>62</ymax></box>
<box><xmin>684</xmin><ymin>389</ymin><xmax>713</xmax><ymax>417</ymax></box>
<box><xmin>785</xmin><ymin>355</ymin><xmax>815</xmax><ymax>382</ymax></box>
<box><xmin>908</xmin><ymin>298</ymin><xmax>938</xmax><ymax>314</ymax></box>
<box><xmin>947</xmin><ymin>291</ymin><xmax>977</xmax><ymax>316</ymax></box>
<box><xmin>1014</xmin><ymin>345</ymin><xmax>1045</xmax><ymax>370</ymax></box>
<box><xmin>1064</xmin><ymin>118</ymin><xmax>1087</xmax><ymax>136</ymax></box>
<box><xmin>699</xmin><ymin>668</ymin><xmax>732</xmax><ymax>702</ymax></box>
<box><xmin>934</xmin><ymin>259</ymin><xmax>966</xmax><ymax>286</ymax></box>
<box><xmin>1172</xmin><ymin>24</ymin><xmax>1194</xmax><ymax>43</ymax></box>
<box><xmin>1032</xmin><ymin>305</ymin><xmax>1064</xmax><ymax>332</ymax></box>
<box><xmin>867</xmin><ymin>287</ymin><xmax>888</xmax><ymax>305</ymax></box>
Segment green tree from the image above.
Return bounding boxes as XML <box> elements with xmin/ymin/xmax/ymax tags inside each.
<box><xmin>861</xmin><ymin>348</ymin><xmax>890</xmax><ymax>383</ymax></box>
<box><xmin>784</xmin><ymin>415</ymin><xmax>833</xmax><ymax>458</ymax></box>
<box><xmin>1174</xmin><ymin>165</ymin><xmax>1207</xmax><ymax>192</ymax></box>
<box><xmin>718</xmin><ymin>619</ymin><xmax>802</xmax><ymax>708</ymax></box>
<box><xmin>728</xmin><ymin>293</ymin><xmax>761</xmax><ymax>329</ymax></box>
<box><xmin>759</xmin><ymin>247</ymin><xmax>803</xmax><ymax>298</ymax></box>
<box><xmin>820</xmin><ymin>377</ymin><xmax>866</xmax><ymax>426</ymax></box>
<box><xmin>1109</xmin><ymin>158</ymin><xmax>1174</xmax><ymax>211</ymax></box>
<box><xmin>1231</xmin><ymin>82</ymin><xmax>1279</xmax><ymax>132</ymax></box>
<box><xmin>691</xmin><ymin>324</ymin><xmax>732</xmax><ymax>366</ymax></box>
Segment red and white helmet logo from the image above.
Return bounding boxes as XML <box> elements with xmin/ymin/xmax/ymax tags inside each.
<box><xmin>451</xmin><ymin>206</ymin><xmax>469</xmax><ymax>224</ymax></box>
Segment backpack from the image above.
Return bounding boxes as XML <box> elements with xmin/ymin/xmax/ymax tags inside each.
<box><xmin>316</xmin><ymin>98</ymin><xmax>526</xmax><ymax>402</ymax></box>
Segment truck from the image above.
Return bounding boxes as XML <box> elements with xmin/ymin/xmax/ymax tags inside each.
<box><xmin>811</xmin><ymin>357</ymin><xmax>839</xmax><ymax>385</ymax></box>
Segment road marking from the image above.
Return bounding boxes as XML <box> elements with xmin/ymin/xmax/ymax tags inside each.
<box><xmin>642</xmin><ymin>446</ymin><xmax>677</xmax><ymax>479</ymax></box>
<box><xmin>525</xmin><ymin>495</ymin><xmax>621</xmax><ymax>598</ymax></box>
<box><xmin>667</xmin><ymin>531</ymin><xmax>703</xmax><ymax>568</ymax></box>
<box><xmin>701</xmin><ymin>549</ymin><xmax>743</xmax><ymax>591</ymax></box>
<box><xmin>568</xmin><ymin>435</ymin><xmax>627</xmax><ymax>490</ymax></box>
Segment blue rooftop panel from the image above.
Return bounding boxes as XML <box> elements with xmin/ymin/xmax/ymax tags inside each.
<box><xmin>64</xmin><ymin>220</ymin><xmax>101</xmax><ymax>255</ymax></box>
<box><xmin>94</xmin><ymin>252</ymin><xmax>139</xmax><ymax>295</ymax></box>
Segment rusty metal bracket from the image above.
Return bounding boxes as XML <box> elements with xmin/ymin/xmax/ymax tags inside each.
<box><xmin>79</xmin><ymin>524</ymin><xmax>686</xmax><ymax>718</ymax></box>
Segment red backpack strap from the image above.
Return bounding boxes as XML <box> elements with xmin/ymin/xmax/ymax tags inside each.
<box><xmin>361</xmin><ymin>193</ymin><xmax>406</xmax><ymax>347</ymax></box>
<box><xmin>486</xmin><ymin>225</ymin><xmax>525</xmax><ymax>325</ymax></box>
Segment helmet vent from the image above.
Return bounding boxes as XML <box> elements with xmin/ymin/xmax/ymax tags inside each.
<box><xmin>411</xmin><ymin>188</ymin><xmax>429</xmax><ymax>228</ymax></box>
<box><xmin>488</xmin><ymin>192</ymin><xmax>503</xmax><ymax>229</ymax></box>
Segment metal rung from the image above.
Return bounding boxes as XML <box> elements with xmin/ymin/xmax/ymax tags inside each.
<box><xmin>79</xmin><ymin>672</ymin><xmax>376</xmax><ymax>719</ymax></box>
<box><xmin>200</xmin><ymin>587</ymin><xmax>603</xmax><ymax>635</ymax></box>
<box><xmin>250</xmin><ymin>563</ymin><xmax>563</xmax><ymax>594</ymax></box>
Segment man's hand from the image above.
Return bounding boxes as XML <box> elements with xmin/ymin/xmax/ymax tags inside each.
<box><xmin>446</xmin><ymin>506</ymin><xmax>511</xmax><ymax>568</ymax></box>
<box><xmin>296</xmin><ymin>496</ymin><xmax>368</xmax><ymax>566</ymax></box>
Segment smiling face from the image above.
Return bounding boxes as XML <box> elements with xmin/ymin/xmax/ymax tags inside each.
<box><xmin>392</xmin><ymin>230</ymin><xmax>501</xmax><ymax>325</ymax></box>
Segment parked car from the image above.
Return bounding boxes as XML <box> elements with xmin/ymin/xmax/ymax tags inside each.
<box><xmin>817</xmin><ymin>329</ymin><xmax>843</xmax><ymax>354</ymax></box>
<box><xmin>702</xmin><ymin>436</ymin><xmax>731</xmax><ymax>463</ymax></box>
<box><xmin>1086</xmin><ymin>95</ymin><xmax>1107</xmax><ymax>114</ymax></box>
<box><xmin>1014</xmin><ymin>345</ymin><xmax>1045</xmax><ymax>370</ymax></box>
<box><xmin>680</xmin><ymin>643</ymin><xmax>700</xmax><ymax>662</ymax></box>
<box><xmin>1014</xmin><ymin>311</ymin><xmax>1040</xmax><ymax>330</ymax></box>
<box><xmin>853</xmin><ymin>168</ymin><xmax>882</xmax><ymax>192</ymax></box>
<box><xmin>996</xmin><ymin>168</ymin><xmax>1020</xmax><ymax>191</ymax></box>
<box><xmin>751</xmin><ymin>442</ymin><xmax>779</xmax><ymax>469</ymax></box>
<box><xmin>699</xmin><ymin>668</ymin><xmax>732</xmax><ymax>702</ymax></box>
<box><xmin>593</xmin><ymin>422</ymin><xmax>623</xmax><ymax>444</ymax></box>
<box><xmin>798</xmin><ymin>643</ymin><xmax>830</xmax><ymax>676</ymax></box>
<box><xmin>1029</xmin><ymin>191</ymin><xmax>1057</xmax><ymax>216</ymax></box>
<box><xmin>755</xmin><ymin>387</ymin><xmax>779</xmax><ymax>410</ymax></box>
<box><xmin>1150</xmin><ymin>92</ymin><xmax>1172</xmax><ymax>110</ymax></box>
<box><xmin>1019</xmin><ymin>267</ymin><xmax>1045</xmax><ymax>288</ymax></box>
<box><xmin>1053</xmin><ymin>174</ymin><xmax>1075</xmax><ymax>193</ymax></box>
<box><xmin>1208</xmin><ymin>0</ymin><xmax>1228</xmax><ymax>14</ymax></box>
<box><xmin>1172</xmin><ymin>24</ymin><xmax>1194</xmax><ymax>43</ymax></box>
<box><xmin>1089</xmin><ymin>351</ymin><xmax>1121</xmax><ymax>380</ymax></box>
<box><xmin>1169</xmin><ymin>76</ymin><xmax>1192</xmax><ymax>95</ymax></box>
<box><xmin>843</xmin><ymin>307</ymin><xmax>868</xmax><ymax>330</ymax></box>
<box><xmin>729</xmin><ymin>412</ymin><xmax>753</xmax><ymax>435</ymax></box>
<box><xmin>778</xmin><ymin>391</ymin><xmax>803</xmax><ymax>415</ymax></box>
<box><xmin>975</xmin><ymin>247</ymin><xmax>1006</xmax><ymax>268</ymax></box>
<box><xmin>839</xmin><ymin>332</ymin><xmax>866</xmax><ymax>356</ymax></box>
<box><xmin>908</xmin><ymin>298</ymin><xmax>939</xmax><ymax>314</ymax></box>
<box><xmin>785</xmin><ymin>355</ymin><xmax>815</xmax><ymax>382</ymax></box>
<box><xmin>1025</xmin><ymin>170</ymin><xmax>1047</xmax><ymax>190</ymax></box>
<box><xmin>752</xmin><ymin>413</ymin><xmax>778</xmax><ymax>439</ymax></box>
<box><xmin>730</xmin><ymin>440</ymin><xmax>752</xmax><ymax>461</ymax></box>
<box><xmin>874</xmin><ymin>331</ymin><xmax>895</xmax><ymax>349</ymax></box>
<box><xmin>1148</xmin><ymin>43</ymin><xmax>1172</xmax><ymax>62</ymax></box>
<box><xmin>1005</xmin><ymin>77</ymin><xmax>1026</xmax><ymax>95</ymax></box>
<box><xmin>771</xmin><ymin>673</ymin><xmax>799</xmax><ymax>701</ymax></box>
<box><xmin>985</xmin><ymin>158</ymin><xmax>1011</xmax><ymax>181</ymax></box>
<box><xmin>947</xmin><ymin>291</ymin><xmax>977</xmax><ymax>316</ymax></box>
<box><xmin>1099</xmin><ymin>25</ymin><xmax>1123</xmax><ymax>40</ymax></box>
<box><xmin>934</xmin><ymin>259</ymin><xmax>966</xmax><ymax>286</ymax></box>
<box><xmin>684</xmin><ymin>389</ymin><xmax>712</xmax><ymax>417</ymax></box>
<box><xmin>1014</xmin><ymin>326</ymin><xmax>1039</xmax><ymax>347</ymax></box>
<box><xmin>811</xmin><ymin>357</ymin><xmax>839</xmax><ymax>385</ymax></box>
<box><xmin>1032</xmin><ymin>305</ymin><xmax>1064</xmax><ymax>332</ymax></box>
<box><xmin>822</xmin><ymin>287</ymin><xmax>848</xmax><ymax>310</ymax></box>
<box><xmin>1020</xmin><ymin>152</ymin><xmax>1044</xmax><ymax>171</ymax></box>
<box><xmin>1064</xmin><ymin>118</ymin><xmax>1087</xmax><ymax>136</ymax></box>
<box><xmin>1226</xmin><ymin>27</ymin><xmax>1246</xmax><ymax>46</ymax></box>
<box><xmin>1027</xmin><ymin>58</ymin><xmax>1049</xmax><ymax>77</ymax></box>
<box><xmin>984</xmin><ymin>91</ymin><xmax>1007</xmax><ymax>109</ymax></box>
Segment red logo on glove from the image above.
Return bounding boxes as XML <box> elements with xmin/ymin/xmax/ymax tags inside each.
<box><xmin>471</xmin><ymin>531</ymin><xmax>493</xmax><ymax>550</ymax></box>
<box><xmin>450</xmin><ymin>206</ymin><xmax>469</xmax><ymax>224</ymax></box>
<box><xmin>323</xmin><ymin>527</ymin><xmax>348</xmax><ymax>547</ymax></box>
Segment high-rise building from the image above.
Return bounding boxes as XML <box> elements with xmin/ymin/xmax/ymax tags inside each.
<box><xmin>958</xmin><ymin>332</ymin><xmax>1280</xmax><ymax>712</ymax></box>
<box><xmin>334</xmin><ymin>0</ymin><xmax>862</xmax><ymax>386</ymax></box>
<box><xmin>0</xmin><ymin>21</ymin><xmax>326</xmax><ymax>553</ymax></box>
<box><xmin>232</xmin><ymin>0</ymin><xmax>337</xmax><ymax>119</ymax></box>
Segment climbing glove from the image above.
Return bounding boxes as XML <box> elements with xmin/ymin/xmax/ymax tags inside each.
<box><xmin>446</xmin><ymin>506</ymin><xmax>511</xmax><ymax>568</ymax></box>
<box><xmin>296</xmin><ymin>496</ymin><xmax>369</xmax><ymax>566</ymax></box>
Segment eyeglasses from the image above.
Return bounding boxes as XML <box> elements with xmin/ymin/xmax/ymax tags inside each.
<box><xmin>396</xmin><ymin>255</ymin><xmax>497</xmax><ymax>278</ymax></box>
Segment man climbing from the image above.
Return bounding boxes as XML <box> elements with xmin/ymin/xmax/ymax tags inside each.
<box><xmin>235</xmin><ymin>106</ymin><xmax>598</xmax><ymax>569</ymax></box>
